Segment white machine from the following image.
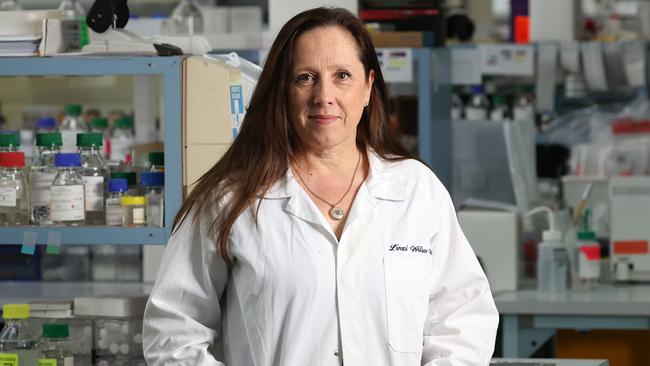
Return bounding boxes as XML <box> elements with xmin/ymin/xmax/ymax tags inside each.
<box><xmin>609</xmin><ymin>176</ymin><xmax>650</xmax><ymax>281</ymax></box>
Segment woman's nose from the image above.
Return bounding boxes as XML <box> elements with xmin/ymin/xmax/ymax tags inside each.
<box><xmin>312</xmin><ymin>79</ymin><xmax>335</xmax><ymax>105</ymax></box>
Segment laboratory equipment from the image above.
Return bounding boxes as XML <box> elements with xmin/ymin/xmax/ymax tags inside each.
<box><xmin>0</xmin><ymin>304</ymin><xmax>38</xmax><ymax>366</ymax></box>
<box><xmin>121</xmin><ymin>196</ymin><xmax>146</xmax><ymax>227</ymax></box>
<box><xmin>110</xmin><ymin>117</ymin><xmax>134</xmax><ymax>163</ymax></box>
<box><xmin>465</xmin><ymin>85</ymin><xmax>489</xmax><ymax>121</ymax></box>
<box><xmin>0</xmin><ymin>151</ymin><xmax>29</xmax><ymax>225</ymax></box>
<box><xmin>60</xmin><ymin>105</ymin><xmax>86</xmax><ymax>153</ymax></box>
<box><xmin>562</xmin><ymin>176</ymin><xmax>610</xmax><ymax>238</ymax></box>
<box><xmin>30</xmin><ymin>132</ymin><xmax>62</xmax><ymax>225</ymax></box>
<box><xmin>58</xmin><ymin>0</ymin><xmax>87</xmax><ymax>51</ymax></box>
<box><xmin>77</xmin><ymin>133</ymin><xmax>109</xmax><ymax>225</ymax></box>
<box><xmin>609</xmin><ymin>176</ymin><xmax>650</xmax><ymax>281</ymax></box>
<box><xmin>0</xmin><ymin>132</ymin><xmax>19</xmax><ymax>152</ymax></box>
<box><xmin>142</xmin><ymin>172</ymin><xmax>163</xmax><ymax>227</ymax></box>
<box><xmin>38</xmin><ymin>323</ymin><xmax>74</xmax><ymax>366</ymax></box>
<box><xmin>51</xmin><ymin>153</ymin><xmax>85</xmax><ymax>226</ymax></box>
<box><xmin>165</xmin><ymin>0</ymin><xmax>203</xmax><ymax>36</ymax></box>
<box><xmin>106</xmin><ymin>178</ymin><xmax>128</xmax><ymax>226</ymax></box>
<box><xmin>526</xmin><ymin>206</ymin><xmax>568</xmax><ymax>298</ymax></box>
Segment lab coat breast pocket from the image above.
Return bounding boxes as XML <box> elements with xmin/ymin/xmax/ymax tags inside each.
<box><xmin>383</xmin><ymin>255</ymin><xmax>431</xmax><ymax>354</ymax></box>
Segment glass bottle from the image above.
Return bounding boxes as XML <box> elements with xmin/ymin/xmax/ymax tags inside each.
<box><xmin>51</xmin><ymin>153</ymin><xmax>85</xmax><ymax>226</ymax></box>
<box><xmin>89</xmin><ymin>117</ymin><xmax>110</xmax><ymax>159</ymax></box>
<box><xmin>30</xmin><ymin>133</ymin><xmax>62</xmax><ymax>225</ymax></box>
<box><xmin>166</xmin><ymin>0</ymin><xmax>204</xmax><ymax>36</ymax></box>
<box><xmin>36</xmin><ymin>117</ymin><xmax>58</xmax><ymax>134</ymax></box>
<box><xmin>147</xmin><ymin>151</ymin><xmax>164</xmax><ymax>173</ymax></box>
<box><xmin>58</xmin><ymin>0</ymin><xmax>87</xmax><ymax>51</ymax></box>
<box><xmin>0</xmin><ymin>304</ymin><xmax>38</xmax><ymax>366</ymax></box>
<box><xmin>77</xmin><ymin>133</ymin><xmax>109</xmax><ymax>225</ymax></box>
<box><xmin>106</xmin><ymin>178</ymin><xmax>128</xmax><ymax>226</ymax></box>
<box><xmin>141</xmin><ymin>172</ymin><xmax>164</xmax><ymax>227</ymax></box>
<box><xmin>60</xmin><ymin>105</ymin><xmax>86</xmax><ymax>153</ymax></box>
<box><xmin>490</xmin><ymin>94</ymin><xmax>509</xmax><ymax>122</ymax></box>
<box><xmin>0</xmin><ymin>132</ymin><xmax>20</xmax><ymax>152</ymax></box>
<box><xmin>513</xmin><ymin>84</ymin><xmax>536</xmax><ymax>122</ymax></box>
<box><xmin>0</xmin><ymin>152</ymin><xmax>29</xmax><ymax>225</ymax></box>
<box><xmin>121</xmin><ymin>196</ymin><xmax>146</xmax><ymax>227</ymax></box>
<box><xmin>38</xmin><ymin>323</ymin><xmax>74</xmax><ymax>366</ymax></box>
<box><xmin>110</xmin><ymin>117</ymin><xmax>134</xmax><ymax>164</ymax></box>
<box><xmin>465</xmin><ymin>85</ymin><xmax>490</xmax><ymax>121</ymax></box>
<box><xmin>111</xmin><ymin>171</ymin><xmax>138</xmax><ymax>195</ymax></box>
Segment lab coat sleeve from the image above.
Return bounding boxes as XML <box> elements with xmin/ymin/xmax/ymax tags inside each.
<box><xmin>143</xmin><ymin>210</ymin><xmax>229</xmax><ymax>366</ymax></box>
<box><xmin>422</xmin><ymin>180</ymin><xmax>499</xmax><ymax>365</ymax></box>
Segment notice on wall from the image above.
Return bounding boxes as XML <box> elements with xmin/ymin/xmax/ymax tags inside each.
<box><xmin>376</xmin><ymin>48</ymin><xmax>413</xmax><ymax>83</ymax></box>
<box><xmin>479</xmin><ymin>44</ymin><xmax>534</xmax><ymax>76</ymax></box>
<box><xmin>451</xmin><ymin>48</ymin><xmax>482</xmax><ymax>85</ymax></box>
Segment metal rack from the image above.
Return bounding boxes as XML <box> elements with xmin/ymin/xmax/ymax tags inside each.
<box><xmin>0</xmin><ymin>56</ymin><xmax>183</xmax><ymax>245</ymax></box>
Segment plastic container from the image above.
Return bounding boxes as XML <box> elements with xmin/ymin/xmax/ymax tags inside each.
<box><xmin>0</xmin><ymin>132</ymin><xmax>20</xmax><ymax>152</ymax></box>
<box><xmin>575</xmin><ymin>210</ymin><xmax>601</xmax><ymax>289</ymax></box>
<box><xmin>0</xmin><ymin>304</ymin><xmax>38</xmax><ymax>366</ymax></box>
<box><xmin>147</xmin><ymin>152</ymin><xmax>164</xmax><ymax>173</ymax></box>
<box><xmin>110</xmin><ymin>117</ymin><xmax>134</xmax><ymax>164</ymax></box>
<box><xmin>38</xmin><ymin>323</ymin><xmax>74</xmax><ymax>366</ymax></box>
<box><xmin>141</xmin><ymin>172</ymin><xmax>164</xmax><ymax>227</ymax></box>
<box><xmin>36</xmin><ymin>117</ymin><xmax>58</xmax><ymax>134</ymax></box>
<box><xmin>51</xmin><ymin>153</ymin><xmax>85</xmax><ymax>226</ymax></box>
<box><xmin>106</xmin><ymin>179</ymin><xmax>128</xmax><ymax>226</ymax></box>
<box><xmin>31</xmin><ymin>133</ymin><xmax>63</xmax><ymax>225</ymax></box>
<box><xmin>121</xmin><ymin>196</ymin><xmax>146</xmax><ymax>227</ymax></box>
<box><xmin>0</xmin><ymin>151</ymin><xmax>29</xmax><ymax>225</ymax></box>
<box><xmin>464</xmin><ymin>85</ymin><xmax>490</xmax><ymax>121</ymax></box>
<box><xmin>58</xmin><ymin>0</ymin><xmax>87</xmax><ymax>51</ymax></box>
<box><xmin>526</xmin><ymin>206</ymin><xmax>568</xmax><ymax>298</ymax></box>
<box><xmin>60</xmin><ymin>105</ymin><xmax>86</xmax><ymax>153</ymax></box>
<box><xmin>77</xmin><ymin>133</ymin><xmax>110</xmax><ymax>225</ymax></box>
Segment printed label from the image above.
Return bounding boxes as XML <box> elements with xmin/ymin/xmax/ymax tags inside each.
<box><xmin>105</xmin><ymin>198</ymin><xmax>123</xmax><ymax>226</ymax></box>
<box><xmin>229</xmin><ymin>84</ymin><xmax>244</xmax><ymax>137</ymax></box>
<box><xmin>51</xmin><ymin>185</ymin><xmax>85</xmax><ymax>221</ymax></box>
<box><xmin>0</xmin><ymin>353</ymin><xmax>18</xmax><ymax>366</ymax></box>
<box><xmin>0</xmin><ymin>187</ymin><xmax>17</xmax><ymax>207</ymax></box>
<box><xmin>30</xmin><ymin>172</ymin><xmax>57</xmax><ymax>206</ymax></box>
<box><xmin>82</xmin><ymin>176</ymin><xmax>104</xmax><ymax>211</ymax></box>
<box><xmin>578</xmin><ymin>244</ymin><xmax>601</xmax><ymax>280</ymax></box>
<box><xmin>465</xmin><ymin>107</ymin><xmax>487</xmax><ymax>121</ymax></box>
<box><xmin>133</xmin><ymin>207</ymin><xmax>145</xmax><ymax>225</ymax></box>
<box><xmin>64</xmin><ymin>356</ymin><xmax>74</xmax><ymax>366</ymax></box>
<box><xmin>39</xmin><ymin>358</ymin><xmax>57</xmax><ymax>366</ymax></box>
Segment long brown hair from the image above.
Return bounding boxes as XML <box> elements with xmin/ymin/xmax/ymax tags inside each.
<box><xmin>174</xmin><ymin>7</ymin><xmax>414</xmax><ymax>261</ymax></box>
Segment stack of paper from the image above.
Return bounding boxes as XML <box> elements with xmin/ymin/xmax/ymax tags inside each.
<box><xmin>0</xmin><ymin>34</ymin><xmax>41</xmax><ymax>56</ymax></box>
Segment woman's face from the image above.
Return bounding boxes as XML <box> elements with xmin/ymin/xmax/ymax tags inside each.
<box><xmin>288</xmin><ymin>26</ymin><xmax>374</xmax><ymax>153</ymax></box>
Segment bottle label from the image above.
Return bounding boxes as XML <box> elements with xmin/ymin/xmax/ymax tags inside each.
<box><xmin>31</xmin><ymin>172</ymin><xmax>57</xmax><ymax>206</ymax></box>
<box><xmin>64</xmin><ymin>356</ymin><xmax>74</xmax><ymax>366</ymax></box>
<box><xmin>579</xmin><ymin>244</ymin><xmax>601</xmax><ymax>279</ymax></box>
<box><xmin>82</xmin><ymin>176</ymin><xmax>104</xmax><ymax>211</ymax></box>
<box><xmin>0</xmin><ymin>187</ymin><xmax>17</xmax><ymax>207</ymax></box>
<box><xmin>0</xmin><ymin>353</ymin><xmax>18</xmax><ymax>366</ymax></box>
<box><xmin>39</xmin><ymin>358</ymin><xmax>57</xmax><ymax>366</ymax></box>
<box><xmin>133</xmin><ymin>207</ymin><xmax>145</xmax><ymax>225</ymax></box>
<box><xmin>51</xmin><ymin>185</ymin><xmax>85</xmax><ymax>221</ymax></box>
<box><xmin>106</xmin><ymin>198</ymin><xmax>123</xmax><ymax>226</ymax></box>
<box><xmin>465</xmin><ymin>107</ymin><xmax>487</xmax><ymax>121</ymax></box>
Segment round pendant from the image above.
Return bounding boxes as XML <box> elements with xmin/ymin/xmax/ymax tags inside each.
<box><xmin>329</xmin><ymin>206</ymin><xmax>345</xmax><ymax>221</ymax></box>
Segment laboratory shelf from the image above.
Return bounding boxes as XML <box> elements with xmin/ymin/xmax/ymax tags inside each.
<box><xmin>0</xmin><ymin>56</ymin><xmax>183</xmax><ymax>245</ymax></box>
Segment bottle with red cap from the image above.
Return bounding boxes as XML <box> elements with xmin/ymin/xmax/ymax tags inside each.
<box><xmin>0</xmin><ymin>151</ymin><xmax>29</xmax><ymax>225</ymax></box>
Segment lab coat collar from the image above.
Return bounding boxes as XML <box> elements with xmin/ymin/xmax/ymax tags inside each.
<box><xmin>260</xmin><ymin>149</ymin><xmax>413</xmax><ymax>202</ymax></box>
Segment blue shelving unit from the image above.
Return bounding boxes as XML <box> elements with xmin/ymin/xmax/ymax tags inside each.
<box><xmin>0</xmin><ymin>56</ymin><xmax>183</xmax><ymax>245</ymax></box>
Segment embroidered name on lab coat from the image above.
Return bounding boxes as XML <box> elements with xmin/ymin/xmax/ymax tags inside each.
<box><xmin>389</xmin><ymin>243</ymin><xmax>432</xmax><ymax>255</ymax></box>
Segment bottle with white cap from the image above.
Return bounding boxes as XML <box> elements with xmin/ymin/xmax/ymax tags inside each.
<box><xmin>526</xmin><ymin>206</ymin><xmax>568</xmax><ymax>297</ymax></box>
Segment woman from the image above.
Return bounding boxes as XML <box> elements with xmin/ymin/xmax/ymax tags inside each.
<box><xmin>143</xmin><ymin>7</ymin><xmax>498</xmax><ymax>366</ymax></box>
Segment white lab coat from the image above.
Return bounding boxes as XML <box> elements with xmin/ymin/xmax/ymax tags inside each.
<box><xmin>143</xmin><ymin>150</ymin><xmax>499</xmax><ymax>366</ymax></box>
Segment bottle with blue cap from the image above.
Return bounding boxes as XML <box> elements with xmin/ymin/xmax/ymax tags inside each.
<box><xmin>51</xmin><ymin>153</ymin><xmax>85</xmax><ymax>226</ymax></box>
<box><xmin>106</xmin><ymin>178</ymin><xmax>128</xmax><ymax>226</ymax></box>
<box><xmin>464</xmin><ymin>85</ymin><xmax>490</xmax><ymax>121</ymax></box>
<box><xmin>36</xmin><ymin>117</ymin><xmax>58</xmax><ymax>134</ymax></box>
<box><xmin>0</xmin><ymin>304</ymin><xmax>38</xmax><ymax>366</ymax></box>
<box><xmin>141</xmin><ymin>172</ymin><xmax>164</xmax><ymax>227</ymax></box>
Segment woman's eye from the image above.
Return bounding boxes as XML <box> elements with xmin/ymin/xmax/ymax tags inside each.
<box><xmin>296</xmin><ymin>74</ymin><xmax>314</xmax><ymax>82</ymax></box>
<box><xmin>336</xmin><ymin>72</ymin><xmax>351</xmax><ymax>80</ymax></box>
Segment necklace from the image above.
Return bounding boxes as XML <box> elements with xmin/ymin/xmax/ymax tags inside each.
<box><xmin>294</xmin><ymin>152</ymin><xmax>362</xmax><ymax>221</ymax></box>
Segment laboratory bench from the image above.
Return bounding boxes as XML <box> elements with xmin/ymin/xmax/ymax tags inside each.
<box><xmin>494</xmin><ymin>284</ymin><xmax>650</xmax><ymax>358</ymax></box>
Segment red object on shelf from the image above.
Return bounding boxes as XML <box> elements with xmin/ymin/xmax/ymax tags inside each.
<box><xmin>514</xmin><ymin>15</ymin><xmax>530</xmax><ymax>44</ymax></box>
<box><xmin>0</xmin><ymin>151</ymin><xmax>25</xmax><ymax>167</ymax></box>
